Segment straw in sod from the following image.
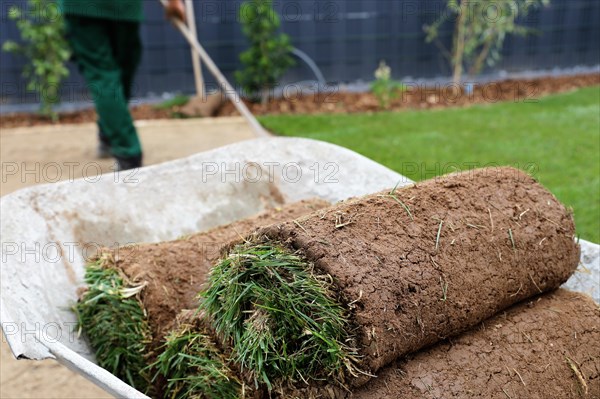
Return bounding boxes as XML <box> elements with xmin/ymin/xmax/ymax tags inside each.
<box><xmin>200</xmin><ymin>167</ymin><xmax>580</xmax><ymax>390</ymax></box>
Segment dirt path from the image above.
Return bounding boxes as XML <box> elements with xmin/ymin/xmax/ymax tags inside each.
<box><xmin>0</xmin><ymin>117</ymin><xmax>256</xmax><ymax>195</ymax></box>
<box><xmin>0</xmin><ymin>117</ymin><xmax>255</xmax><ymax>398</ymax></box>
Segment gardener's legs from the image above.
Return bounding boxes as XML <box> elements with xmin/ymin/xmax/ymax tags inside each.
<box><xmin>97</xmin><ymin>20</ymin><xmax>142</xmax><ymax>160</ymax></box>
<box><xmin>66</xmin><ymin>15</ymin><xmax>142</xmax><ymax>168</ymax></box>
<box><xmin>111</xmin><ymin>20</ymin><xmax>143</xmax><ymax>101</ymax></box>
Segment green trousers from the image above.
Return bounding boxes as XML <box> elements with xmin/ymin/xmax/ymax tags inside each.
<box><xmin>66</xmin><ymin>15</ymin><xmax>142</xmax><ymax>158</ymax></box>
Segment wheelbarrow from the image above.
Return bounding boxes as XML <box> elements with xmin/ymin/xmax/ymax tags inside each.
<box><xmin>2</xmin><ymin>2</ymin><xmax>599</xmax><ymax>397</ymax></box>
<box><xmin>2</xmin><ymin>136</ymin><xmax>599</xmax><ymax>397</ymax></box>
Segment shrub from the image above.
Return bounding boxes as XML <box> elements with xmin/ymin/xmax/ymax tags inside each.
<box><xmin>370</xmin><ymin>61</ymin><xmax>407</xmax><ymax>110</ymax></box>
<box><xmin>235</xmin><ymin>0</ymin><xmax>295</xmax><ymax>104</ymax></box>
<box><xmin>2</xmin><ymin>0</ymin><xmax>71</xmax><ymax>120</ymax></box>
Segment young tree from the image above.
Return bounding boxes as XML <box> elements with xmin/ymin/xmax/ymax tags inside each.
<box><xmin>235</xmin><ymin>0</ymin><xmax>295</xmax><ymax>104</ymax></box>
<box><xmin>370</xmin><ymin>61</ymin><xmax>406</xmax><ymax>110</ymax></box>
<box><xmin>3</xmin><ymin>0</ymin><xmax>71</xmax><ymax>120</ymax></box>
<box><xmin>425</xmin><ymin>0</ymin><xmax>549</xmax><ymax>85</ymax></box>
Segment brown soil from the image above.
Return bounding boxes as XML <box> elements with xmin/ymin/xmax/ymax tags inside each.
<box><xmin>104</xmin><ymin>198</ymin><xmax>329</xmax><ymax>351</ymax></box>
<box><xmin>1</xmin><ymin>73</ymin><xmax>598</xmax><ymax>129</ymax></box>
<box><xmin>179</xmin><ymin>93</ymin><xmax>226</xmax><ymax>117</ymax></box>
<box><xmin>292</xmin><ymin>289</ymin><xmax>600</xmax><ymax>399</ymax></box>
<box><xmin>0</xmin><ymin>103</ymin><xmax>172</xmax><ymax>129</ymax></box>
<box><xmin>254</xmin><ymin>167</ymin><xmax>579</xmax><ymax>385</ymax></box>
<box><xmin>218</xmin><ymin>73</ymin><xmax>600</xmax><ymax>117</ymax></box>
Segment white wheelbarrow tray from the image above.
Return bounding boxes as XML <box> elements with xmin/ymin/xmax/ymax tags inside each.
<box><xmin>1</xmin><ymin>137</ymin><xmax>598</xmax><ymax>398</ymax></box>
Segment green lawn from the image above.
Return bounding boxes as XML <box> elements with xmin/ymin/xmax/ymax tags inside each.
<box><xmin>260</xmin><ymin>86</ymin><xmax>600</xmax><ymax>243</ymax></box>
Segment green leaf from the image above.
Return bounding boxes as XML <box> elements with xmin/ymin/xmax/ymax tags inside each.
<box><xmin>235</xmin><ymin>0</ymin><xmax>294</xmax><ymax>102</ymax></box>
<box><xmin>5</xmin><ymin>0</ymin><xmax>70</xmax><ymax>115</ymax></box>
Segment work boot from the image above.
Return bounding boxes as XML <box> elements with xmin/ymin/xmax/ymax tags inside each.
<box><xmin>115</xmin><ymin>153</ymin><xmax>143</xmax><ymax>171</ymax></box>
<box><xmin>97</xmin><ymin>131</ymin><xmax>112</xmax><ymax>159</ymax></box>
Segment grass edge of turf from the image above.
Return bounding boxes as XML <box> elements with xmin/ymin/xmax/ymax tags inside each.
<box><xmin>152</xmin><ymin>320</ymin><xmax>243</xmax><ymax>399</ymax></box>
<box><xmin>200</xmin><ymin>238</ymin><xmax>363</xmax><ymax>391</ymax></box>
<box><xmin>73</xmin><ymin>252</ymin><xmax>153</xmax><ymax>393</ymax></box>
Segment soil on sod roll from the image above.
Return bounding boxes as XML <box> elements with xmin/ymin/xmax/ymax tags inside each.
<box><xmin>203</xmin><ymin>167</ymin><xmax>580</xmax><ymax>390</ymax></box>
<box><xmin>101</xmin><ymin>198</ymin><xmax>330</xmax><ymax>348</ymax></box>
<box><xmin>292</xmin><ymin>289</ymin><xmax>600</xmax><ymax>399</ymax></box>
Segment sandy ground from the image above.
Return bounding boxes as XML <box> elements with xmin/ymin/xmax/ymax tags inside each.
<box><xmin>0</xmin><ymin>117</ymin><xmax>255</xmax><ymax>398</ymax></box>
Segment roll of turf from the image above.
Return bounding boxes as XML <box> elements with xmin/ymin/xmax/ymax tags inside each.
<box><xmin>162</xmin><ymin>290</ymin><xmax>599</xmax><ymax>399</ymax></box>
<box><xmin>74</xmin><ymin>198</ymin><xmax>330</xmax><ymax>392</ymax></box>
<box><xmin>349</xmin><ymin>289</ymin><xmax>599</xmax><ymax>399</ymax></box>
<box><xmin>202</xmin><ymin>167</ymin><xmax>580</xmax><ymax>390</ymax></box>
<box><xmin>107</xmin><ymin>198</ymin><xmax>329</xmax><ymax>348</ymax></box>
<box><xmin>154</xmin><ymin>310</ymin><xmax>245</xmax><ymax>399</ymax></box>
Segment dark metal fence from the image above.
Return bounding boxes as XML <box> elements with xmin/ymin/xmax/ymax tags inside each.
<box><xmin>1</xmin><ymin>0</ymin><xmax>599</xmax><ymax>104</ymax></box>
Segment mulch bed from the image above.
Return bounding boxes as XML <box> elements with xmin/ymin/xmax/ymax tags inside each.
<box><xmin>218</xmin><ymin>73</ymin><xmax>600</xmax><ymax>117</ymax></box>
<box><xmin>1</xmin><ymin>73</ymin><xmax>598</xmax><ymax>129</ymax></box>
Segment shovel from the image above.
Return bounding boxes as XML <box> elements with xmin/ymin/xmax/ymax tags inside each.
<box><xmin>158</xmin><ymin>0</ymin><xmax>269</xmax><ymax>137</ymax></box>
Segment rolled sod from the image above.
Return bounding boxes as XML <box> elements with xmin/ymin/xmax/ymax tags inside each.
<box><xmin>351</xmin><ymin>289</ymin><xmax>600</xmax><ymax>399</ymax></box>
<box><xmin>288</xmin><ymin>289</ymin><xmax>600</xmax><ymax>398</ymax></box>
<box><xmin>160</xmin><ymin>290</ymin><xmax>600</xmax><ymax>399</ymax></box>
<box><xmin>202</xmin><ymin>167</ymin><xmax>580</xmax><ymax>389</ymax></box>
<box><xmin>74</xmin><ymin>199</ymin><xmax>330</xmax><ymax>391</ymax></box>
<box><xmin>106</xmin><ymin>198</ymin><xmax>329</xmax><ymax>347</ymax></box>
<box><xmin>153</xmin><ymin>310</ymin><xmax>244</xmax><ymax>399</ymax></box>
